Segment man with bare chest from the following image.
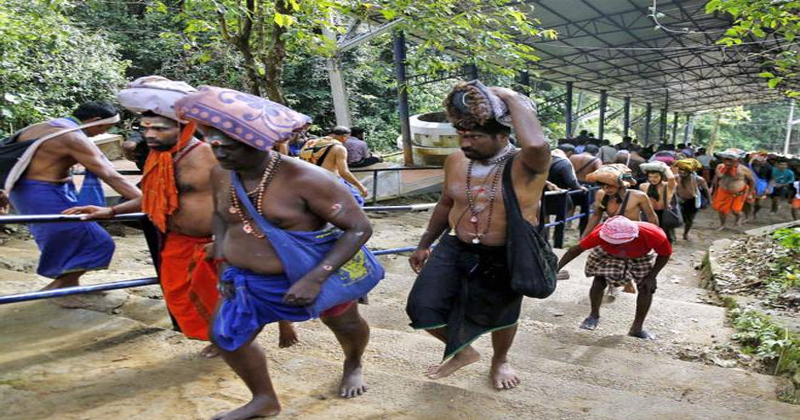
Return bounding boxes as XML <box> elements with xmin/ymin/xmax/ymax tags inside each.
<box><xmin>299</xmin><ymin>126</ymin><xmax>369</xmax><ymax>203</ymax></box>
<box><xmin>0</xmin><ymin>102</ymin><xmax>140</xmax><ymax>294</ymax></box>
<box><xmin>66</xmin><ymin>77</ymin><xmax>221</xmax><ymax>357</ymax></box>
<box><xmin>639</xmin><ymin>161</ymin><xmax>677</xmax><ymax>242</ymax></box>
<box><xmin>581</xmin><ymin>164</ymin><xmax>657</xmax><ymax>238</ymax></box>
<box><xmin>570</xmin><ymin>145</ymin><xmax>602</xmax><ymax>184</ymax></box>
<box><xmin>174</xmin><ymin>86</ymin><xmax>381</xmax><ymax>420</ymax></box>
<box><xmin>711</xmin><ymin>149</ymin><xmax>755</xmax><ymax>229</ymax></box>
<box><xmin>406</xmin><ymin>84</ymin><xmax>550</xmax><ymax>390</ymax></box>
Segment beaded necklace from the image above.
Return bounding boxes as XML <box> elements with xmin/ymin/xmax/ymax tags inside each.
<box><xmin>228</xmin><ymin>153</ymin><xmax>282</xmax><ymax>239</ymax></box>
<box><xmin>464</xmin><ymin>146</ymin><xmax>515</xmax><ymax>244</ymax></box>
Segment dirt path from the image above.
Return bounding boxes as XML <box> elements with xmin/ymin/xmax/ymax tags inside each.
<box><xmin>0</xmin><ymin>207</ymin><xmax>798</xmax><ymax>419</ymax></box>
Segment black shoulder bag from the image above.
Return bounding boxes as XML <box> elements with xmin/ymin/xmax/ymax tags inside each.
<box><xmin>502</xmin><ymin>155</ymin><xmax>558</xmax><ymax>299</ymax></box>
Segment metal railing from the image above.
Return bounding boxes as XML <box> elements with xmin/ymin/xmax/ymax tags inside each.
<box><xmin>351</xmin><ymin>165</ymin><xmax>443</xmax><ymax>205</ymax></box>
<box><xmin>0</xmin><ymin>213</ymin><xmax>163</xmax><ymax>306</ymax></box>
<box><xmin>0</xmin><ymin>187</ymin><xmax>597</xmax><ymax>305</ymax></box>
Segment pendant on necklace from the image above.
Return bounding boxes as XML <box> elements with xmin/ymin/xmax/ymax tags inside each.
<box><xmin>242</xmin><ymin>224</ymin><xmax>253</xmax><ymax>234</ymax></box>
<box><xmin>470</xmin><ymin>215</ymin><xmax>478</xmax><ymax>223</ymax></box>
<box><xmin>472</xmin><ymin>237</ymin><xmax>480</xmax><ymax>244</ymax></box>
<box><xmin>229</xmin><ymin>206</ymin><xmax>237</xmax><ymax>214</ymax></box>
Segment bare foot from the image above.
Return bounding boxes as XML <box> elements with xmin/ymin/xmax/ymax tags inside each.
<box><xmin>490</xmin><ymin>358</ymin><xmax>520</xmax><ymax>390</ymax></box>
<box><xmin>211</xmin><ymin>395</ymin><xmax>280</xmax><ymax>420</ymax></box>
<box><xmin>628</xmin><ymin>329</ymin><xmax>657</xmax><ymax>340</ymax></box>
<box><xmin>278</xmin><ymin>321</ymin><xmax>298</xmax><ymax>348</ymax></box>
<box><xmin>200</xmin><ymin>344</ymin><xmax>220</xmax><ymax>358</ymax></box>
<box><xmin>579</xmin><ymin>316</ymin><xmax>599</xmax><ymax>330</ymax></box>
<box><xmin>425</xmin><ymin>346</ymin><xmax>480</xmax><ymax>380</ymax></box>
<box><xmin>339</xmin><ymin>361</ymin><xmax>367</xmax><ymax>398</ymax></box>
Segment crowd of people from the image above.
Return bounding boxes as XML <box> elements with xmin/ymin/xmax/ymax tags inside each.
<box><xmin>547</xmin><ymin>132</ymin><xmax>800</xmax><ymax>240</ymax></box>
<box><xmin>0</xmin><ymin>76</ymin><xmax>796</xmax><ymax>420</ymax></box>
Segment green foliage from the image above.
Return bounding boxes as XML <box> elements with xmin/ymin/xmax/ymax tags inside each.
<box><xmin>692</xmin><ymin>103</ymin><xmax>792</xmax><ymax>151</ymax></box>
<box><xmin>706</xmin><ymin>0</ymin><xmax>799</xmax><ymax>97</ymax></box>
<box><xmin>0</xmin><ymin>0</ymin><xmax>128</xmax><ymax>136</ymax></box>
<box><xmin>729</xmin><ymin>308</ymin><xmax>799</xmax><ymax>378</ymax></box>
<box><xmin>774</xmin><ymin>227</ymin><xmax>800</xmax><ymax>250</ymax></box>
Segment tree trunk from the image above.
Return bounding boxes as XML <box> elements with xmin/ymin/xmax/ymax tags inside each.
<box><xmin>262</xmin><ymin>0</ymin><xmax>289</xmax><ymax>104</ymax></box>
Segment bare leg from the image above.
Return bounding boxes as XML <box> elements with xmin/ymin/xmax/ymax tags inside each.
<box><xmin>733</xmin><ymin>211</ymin><xmax>744</xmax><ymax>227</ymax></box>
<box><xmin>717</xmin><ymin>211</ymin><xmax>727</xmax><ymax>230</ymax></box>
<box><xmin>41</xmin><ymin>271</ymin><xmax>82</xmax><ymax>290</ymax></box>
<box><xmin>46</xmin><ymin>271</ymin><xmax>92</xmax><ymax>308</ymax></box>
<box><xmin>793</xmin><ymin>206</ymin><xmax>799</xmax><ymax>221</ymax></box>
<box><xmin>683</xmin><ymin>212</ymin><xmax>695</xmax><ymax>241</ymax></box>
<box><xmin>277</xmin><ymin>321</ymin><xmax>298</xmax><ymax>348</ymax></box>
<box><xmin>628</xmin><ymin>288</ymin><xmax>656</xmax><ymax>340</ymax></box>
<box><xmin>211</xmin><ymin>327</ymin><xmax>281</xmax><ymax>420</ymax></box>
<box><xmin>423</xmin><ymin>327</ymin><xmax>480</xmax><ymax>379</ymax></box>
<box><xmin>490</xmin><ymin>326</ymin><xmax>520</xmax><ymax>390</ymax></box>
<box><xmin>580</xmin><ymin>276</ymin><xmax>607</xmax><ymax>330</ymax></box>
<box><xmin>321</xmin><ymin>304</ymin><xmax>369</xmax><ymax>398</ymax></box>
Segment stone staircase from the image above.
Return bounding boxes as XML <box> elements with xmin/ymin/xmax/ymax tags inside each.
<box><xmin>0</xmin><ymin>211</ymin><xmax>799</xmax><ymax>419</ymax></box>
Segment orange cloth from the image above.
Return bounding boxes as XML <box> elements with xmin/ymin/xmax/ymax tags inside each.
<box><xmin>141</xmin><ymin>122</ymin><xmax>196</xmax><ymax>232</ymax></box>
<box><xmin>160</xmin><ymin>232</ymin><xmax>219</xmax><ymax>340</ymax></box>
<box><xmin>712</xmin><ymin>186</ymin><xmax>748</xmax><ymax>215</ymax></box>
<box><xmin>792</xmin><ymin>198</ymin><xmax>800</xmax><ymax>210</ymax></box>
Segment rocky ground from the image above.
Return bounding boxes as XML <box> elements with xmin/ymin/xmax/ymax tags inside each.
<box><xmin>1</xmin><ymin>204</ymin><xmax>799</xmax><ymax>419</ymax></box>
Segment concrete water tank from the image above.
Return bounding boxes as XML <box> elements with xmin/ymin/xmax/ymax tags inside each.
<box><xmin>409</xmin><ymin>112</ymin><xmax>459</xmax><ymax>166</ymax></box>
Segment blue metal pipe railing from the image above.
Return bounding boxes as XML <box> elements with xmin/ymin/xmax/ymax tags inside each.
<box><xmin>0</xmin><ymin>277</ymin><xmax>159</xmax><ymax>305</ymax></box>
<box><xmin>0</xmin><ymin>187</ymin><xmax>599</xmax><ymax>304</ymax></box>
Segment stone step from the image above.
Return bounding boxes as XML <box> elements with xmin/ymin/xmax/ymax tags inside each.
<box><xmin>282</xmin><ymin>321</ymin><xmax>799</xmax><ymax>420</ymax></box>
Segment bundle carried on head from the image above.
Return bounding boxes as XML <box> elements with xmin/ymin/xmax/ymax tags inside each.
<box><xmin>174</xmin><ymin>86</ymin><xmax>311</xmax><ymax>151</ymax></box>
<box><xmin>640</xmin><ymin>160</ymin><xmax>670</xmax><ymax>174</ymax></box>
<box><xmin>117</xmin><ymin>76</ymin><xmax>197</xmax><ymax>122</ymax></box>
<box><xmin>586</xmin><ymin>163</ymin><xmax>636</xmax><ymax>187</ymax></box>
<box><xmin>443</xmin><ymin>80</ymin><xmax>535</xmax><ymax>133</ymax></box>
<box><xmin>674</xmin><ymin>158</ymin><xmax>702</xmax><ymax>172</ymax></box>
<box><xmin>717</xmin><ymin>148</ymin><xmax>744</xmax><ymax>160</ymax></box>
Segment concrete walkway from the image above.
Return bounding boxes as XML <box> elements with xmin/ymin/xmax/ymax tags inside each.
<box><xmin>0</xmin><ymin>207</ymin><xmax>798</xmax><ymax>419</ymax></box>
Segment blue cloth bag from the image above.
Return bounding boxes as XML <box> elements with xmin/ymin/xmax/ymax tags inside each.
<box><xmin>231</xmin><ymin>172</ymin><xmax>384</xmax><ymax>317</ymax></box>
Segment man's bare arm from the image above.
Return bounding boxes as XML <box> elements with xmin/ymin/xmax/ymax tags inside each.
<box><xmin>283</xmin><ymin>173</ymin><xmax>373</xmax><ymax>306</ymax></box>
<box><xmin>640</xmin><ymin>194</ymin><xmax>658</xmax><ymax>225</ymax></box>
<box><xmin>491</xmin><ymin>87</ymin><xmax>550</xmax><ymax>174</ymax></box>
<box><xmin>67</xmin><ymin>135</ymin><xmax>141</xmax><ymax>200</ymax></box>
<box><xmin>334</xmin><ymin>146</ymin><xmax>368</xmax><ymax>196</ymax></box>
<box><xmin>581</xmin><ymin>190</ymin><xmax>604</xmax><ymax>238</ymax></box>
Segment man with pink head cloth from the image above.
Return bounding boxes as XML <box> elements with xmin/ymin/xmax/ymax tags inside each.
<box><xmin>557</xmin><ymin>216</ymin><xmax>672</xmax><ymax>340</ymax></box>
<box><xmin>174</xmin><ymin>86</ymin><xmax>382</xmax><ymax>420</ymax></box>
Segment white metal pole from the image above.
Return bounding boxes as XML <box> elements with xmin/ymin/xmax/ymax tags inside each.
<box><xmin>785</xmin><ymin>99</ymin><xmax>795</xmax><ymax>155</ymax></box>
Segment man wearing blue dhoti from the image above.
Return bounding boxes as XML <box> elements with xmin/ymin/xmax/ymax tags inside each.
<box><xmin>0</xmin><ymin>102</ymin><xmax>141</xmax><ymax>294</ymax></box>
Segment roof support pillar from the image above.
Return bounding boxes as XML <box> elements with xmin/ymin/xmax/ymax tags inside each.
<box><xmin>658</xmin><ymin>108</ymin><xmax>667</xmax><ymax>143</ymax></box>
<box><xmin>623</xmin><ymin>96</ymin><xmax>631</xmax><ymax>138</ymax></box>
<box><xmin>565</xmin><ymin>81</ymin><xmax>573</xmax><ymax>138</ymax></box>
<box><xmin>392</xmin><ymin>31</ymin><xmax>413</xmax><ymax>166</ymax></box>
<box><xmin>644</xmin><ymin>103</ymin><xmax>652</xmax><ymax>145</ymax></box>
<box><xmin>598</xmin><ymin>90</ymin><xmax>607</xmax><ymax>140</ymax></box>
<box><xmin>671</xmin><ymin>112</ymin><xmax>679</xmax><ymax>144</ymax></box>
<box><xmin>683</xmin><ymin>114</ymin><xmax>692</xmax><ymax>144</ymax></box>
<box><xmin>785</xmin><ymin>99</ymin><xmax>796</xmax><ymax>155</ymax></box>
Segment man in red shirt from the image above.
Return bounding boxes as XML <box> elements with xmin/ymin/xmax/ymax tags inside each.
<box><xmin>557</xmin><ymin>216</ymin><xmax>672</xmax><ymax>340</ymax></box>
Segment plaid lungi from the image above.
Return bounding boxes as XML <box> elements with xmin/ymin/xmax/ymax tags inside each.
<box><xmin>584</xmin><ymin>248</ymin><xmax>655</xmax><ymax>287</ymax></box>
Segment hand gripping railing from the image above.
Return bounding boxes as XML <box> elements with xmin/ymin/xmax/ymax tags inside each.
<box><xmin>0</xmin><ymin>188</ymin><xmax>597</xmax><ymax>305</ymax></box>
<box><xmin>0</xmin><ymin>213</ymin><xmax>162</xmax><ymax>305</ymax></box>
